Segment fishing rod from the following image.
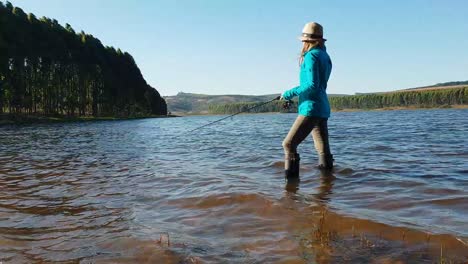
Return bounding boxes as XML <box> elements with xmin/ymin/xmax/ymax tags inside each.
<box><xmin>176</xmin><ymin>96</ymin><xmax>284</xmax><ymax>137</ymax></box>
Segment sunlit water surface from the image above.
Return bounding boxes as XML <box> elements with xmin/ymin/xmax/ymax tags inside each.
<box><xmin>0</xmin><ymin>109</ymin><xmax>467</xmax><ymax>263</ymax></box>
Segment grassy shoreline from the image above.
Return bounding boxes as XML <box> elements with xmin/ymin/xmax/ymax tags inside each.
<box><xmin>332</xmin><ymin>104</ymin><xmax>468</xmax><ymax>112</ymax></box>
<box><xmin>0</xmin><ymin>114</ymin><xmax>178</xmax><ymax>125</ymax></box>
<box><xmin>171</xmin><ymin>104</ymin><xmax>468</xmax><ymax>117</ymax></box>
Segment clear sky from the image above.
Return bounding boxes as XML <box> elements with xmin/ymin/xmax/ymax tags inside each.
<box><xmin>8</xmin><ymin>0</ymin><xmax>468</xmax><ymax>96</ymax></box>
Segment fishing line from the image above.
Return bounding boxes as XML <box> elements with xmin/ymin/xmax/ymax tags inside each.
<box><xmin>173</xmin><ymin>96</ymin><xmax>282</xmax><ymax>138</ymax></box>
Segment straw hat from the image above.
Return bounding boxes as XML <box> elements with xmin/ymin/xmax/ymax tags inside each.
<box><xmin>299</xmin><ymin>22</ymin><xmax>327</xmax><ymax>42</ymax></box>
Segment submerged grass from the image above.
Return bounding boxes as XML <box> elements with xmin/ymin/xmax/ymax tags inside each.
<box><xmin>296</xmin><ymin>209</ymin><xmax>467</xmax><ymax>263</ymax></box>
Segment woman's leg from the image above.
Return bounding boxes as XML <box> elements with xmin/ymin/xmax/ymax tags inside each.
<box><xmin>282</xmin><ymin>115</ymin><xmax>316</xmax><ymax>178</ymax></box>
<box><xmin>311</xmin><ymin>118</ymin><xmax>333</xmax><ymax>169</ymax></box>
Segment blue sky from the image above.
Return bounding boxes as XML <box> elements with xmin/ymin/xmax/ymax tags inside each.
<box><xmin>9</xmin><ymin>0</ymin><xmax>468</xmax><ymax>96</ymax></box>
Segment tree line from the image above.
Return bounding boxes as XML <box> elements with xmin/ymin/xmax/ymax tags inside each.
<box><xmin>0</xmin><ymin>1</ymin><xmax>167</xmax><ymax>117</ymax></box>
<box><xmin>330</xmin><ymin>87</ymin><xmax>467</xmax><ymax>110</ymax></box>
<box><xmin>208</xmin><ymin>87</ymin><xmax>468</xmax><ymax>114</ymax></box>
<box><xmin>208</xmin><ymin>100</ymin><xmax>295</xmax><ymax>114</ymax></box>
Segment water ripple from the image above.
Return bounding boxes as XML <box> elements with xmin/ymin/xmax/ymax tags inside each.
<box><xmin>0</xmin><ymin>109</ymin><xmax>467</xmax><ymax>262</ymax></box>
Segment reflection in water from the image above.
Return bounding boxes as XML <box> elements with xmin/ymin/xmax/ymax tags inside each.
<box><xmin>314</xmin><ymin>170</ymin><xmax>336</xmax><ymax>204</ymax></box>
<box><xmin>284</xmin><ymin>169</ymin><xmax>335</xmax><ymax>204</ymax></box>
<box><xmin>284</xmin><ymin>170</ymin><xmax>338</xmax><ymax>263</ymax></box>
<box><xmin>284</xmin><ymin>177</ymin><xmax>300</xmax><ymax>194</ymax></box>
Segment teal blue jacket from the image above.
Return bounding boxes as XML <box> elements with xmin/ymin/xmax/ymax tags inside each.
<box><xmin>282</xmin><ymin>47</ymin><xmax>332</xmax><ymax>118</ymax></box>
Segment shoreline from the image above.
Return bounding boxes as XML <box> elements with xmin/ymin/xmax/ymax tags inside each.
<box><xmin>333</xmin><ymin>104</ymin><xmax>468</xmax><ymax>112</ymax></box>
<box><xmin>0</xmin><ymin>114</ymin><xmax>179</xmax><ymax>125</ymax></box>
<box><xmin>2</xmin><ymin>105</ymin><xmax>466</xmax><ymax>123</ymax></box>
<box><xmin>171</xmin><ymin>105</ymin><xmax>468</xmax><ymax>117</ymax></box>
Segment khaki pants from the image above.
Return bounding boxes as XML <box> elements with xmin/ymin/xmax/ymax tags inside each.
<box><xmin>282</xmin><ymin>115</ymin><xmax>331</xmax><ymax>162</ymax></box>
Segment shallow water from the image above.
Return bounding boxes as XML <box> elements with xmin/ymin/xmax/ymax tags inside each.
<box><xmin>0</xmin><ymin>109</ymin><xmax>467</xmax><ymax>263</ymax></box>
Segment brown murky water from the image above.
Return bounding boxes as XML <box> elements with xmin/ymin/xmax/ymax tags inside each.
<box><xmin>0</xmin><ymin>109</ymin><xmax>467</xmax><ymax>263</ymax></box>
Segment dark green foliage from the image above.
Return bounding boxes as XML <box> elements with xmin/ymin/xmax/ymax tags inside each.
<box><xmin>208</xmin><ymin>100</ymin><xmax>297</xmax><ymax>114</ymax></box>
<box><xmin>166</xmin><ymin>92</ymin><xmax>280</xmax><ymax>113</ymax></box>
<box><xmin>0</xmin><ymin>1</ymin><xmax>166</xmax><ymax>117</ymax></box>
<box><xmin>208</xmin><ymin>87</ymin><xmax>468</xmax><ymax>114</ymax></box>
<box><xmin>165</xmin><ymin>92</ymin><xmax>347</xmax><ymax>113</ymax></box>
<box><xmin>329</xmin><ymin>87</ymin><xmax>467</xmax><ymax>110</ymax></box>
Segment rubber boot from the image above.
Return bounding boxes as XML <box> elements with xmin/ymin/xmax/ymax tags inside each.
<box><xmin>318</xmin><ymin>154</ymin><xmax>334</xmax><ymax>170</ymax></box>
<box><xmin>285</xmin><ymin>153</ymin><xmax>300</xmax><ymax>179</ymax></box>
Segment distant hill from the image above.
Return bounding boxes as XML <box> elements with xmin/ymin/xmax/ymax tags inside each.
<box><xmin>164</xmin><ymin>93</ymin><xmax>278</xmax><ymax>114</ymax></box>
<box><xmin>409</xmin><ymin>80</ymin><xmax>468</xmax><ymax>90</ymax></box>
<box><xmin>164</xmin><ymin>92</ymin><xmax>346</xmax><ymax>114</ymax></box>
<box><xmin>395</xmin><ymin>81</ymin><xmax>468</xmax><ymax>93</ymax></box>
<box><xmin>208</xmin><ymin>86</ymin><xmax>467</xmax><ymax>114</ymax></box>
<box><xmin>165</xmin><ymin>81</ymin><xmax>467</xmax><ymax>114</ymax></box>
<box><xmin>354</xmin><ymin>81</ymin><xmax>468</xmax><ymax>95</ymax></box>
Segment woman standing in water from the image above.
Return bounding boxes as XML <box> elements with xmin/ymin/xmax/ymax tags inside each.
<box><xmin>281</xmin><ymin>22</ymin><xmax>333</xmax><ymax>178</ymax></box>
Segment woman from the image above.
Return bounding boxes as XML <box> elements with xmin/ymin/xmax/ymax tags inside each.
<box><xmin>281</xmin><ymin>22</ymin><xmax>333</xmax><ymax>178</ymax></box>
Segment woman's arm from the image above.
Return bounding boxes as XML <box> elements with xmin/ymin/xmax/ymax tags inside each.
<box><xmin>281</xmin><ymin>52</ymin><xmax>318</xmax><ymax>100</ymax></box>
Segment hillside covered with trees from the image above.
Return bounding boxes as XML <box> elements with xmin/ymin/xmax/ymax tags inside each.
<box><xmin>164</xmin><ymin>92</ymin><xmax>281</xmax><ymax>114</ymax></box>
<box><xmin>208</xmin><ymin>86</ymin><xmax>467</xmax><ymax>114</ymax></box>
<box><xmin>208</xmin><ymin>100</ymin><xmax>294</xmax><ymax>114</ymax></box>
<box><xmin>0</xmin><ymin>1</ymin><xmax>166</xmax><ymax>118</ymax></box>
<box><xmin>164</xmin><ymin>92</ymin><xmax>347</xmax><ymax>114</ymax></box>
<box><xmin>330</xmin><ymin>86</ymin><xmax>467</xmax><ymax>110</ymax></box>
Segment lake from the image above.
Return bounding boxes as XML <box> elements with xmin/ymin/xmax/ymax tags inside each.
<box><xmin>0</xmin><ymin>109</ymin><xmax>467</xmax><ymax>263</ymax></box>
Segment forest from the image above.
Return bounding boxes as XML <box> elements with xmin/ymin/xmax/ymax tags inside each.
<box><xmin>208</xmin><ymin>87</ymin><xmax>468</xmax><ymax>114</ymax></box>
<box><xmin>0</xmin><ymin>1</ymin><xmax>167</xmax><ymax>118</ymax></box>
<box><xmin>208</xmin><ymin>100</ymin><xmax>294</xmax><ymax>114</ymax></box>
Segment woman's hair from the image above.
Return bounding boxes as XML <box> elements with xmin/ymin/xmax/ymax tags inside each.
<box><xmin>299</xmin><ymin>40</ymin><xmax>325</xmax><ymax>65</ymax></box>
